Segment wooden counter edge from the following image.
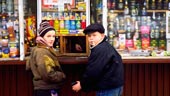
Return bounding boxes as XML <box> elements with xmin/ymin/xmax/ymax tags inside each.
<box><xmin>0</xmin><ymin>56</ymin><xmax>170</xmax><ymax>65</ymax></box>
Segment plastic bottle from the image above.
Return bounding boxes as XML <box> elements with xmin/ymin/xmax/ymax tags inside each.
<box><xmin>76</xmin><ymin>20</ymin><xmax>81</xmax><ymax>29</ymax></box>
<box><xmin>59</xmin><ymin>19</ymin><xmax>65</xmax><ymax>30</ymax></box>
<box><xmin>65</xmin><ymin>19</ymin><xmax>70</xmax><ymax>30</ymax></box>
<box><xmin>70</xmin><ymin>20</ymin><xmax>76</xmax><ymax>30</ymax></box>
<box><xmin>54</xmin><ymin>19</ymin><xmax>60</xmax><ymax>32</ymax></box>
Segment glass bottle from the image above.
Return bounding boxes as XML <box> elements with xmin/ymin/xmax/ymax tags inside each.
<box><xmin>134</xmin><ymin>20</ymin><xmax>140</xmax><ymax>39</ymax></box>
<box><xmin>135</xmin><ymin>1</ymin><xmax>140</xmax><ymax>16</ymax></box>
<box><xmin>133</xmin><ymin>21</ymin><xmax>141</xmax><ymax>49</ymax></box>
<box><xmin>124</xmin><ymin>0</ymin><xmax>129</xmax><ymax>16</ymax></box>
<box><xmin>154</xmin><ymin>26</ymin><xmax>160</xmax><ymax>39</ymax></box>
<box><xmin>151</xmin><ymin>0</ymin><xmax>156</xmax><ymax>10</ymax></box>
<box><xmin>151</xmin><ymin>11</ymin><xmax>157</xmax><ymax>28</ymax></box>
<box><xmin>150</xmin><ymin>28</ymin><xmax>155</xmax><ymax>39</ymax></box>
<box><xmin>108</xmin><ymin>0</ymin><xmax>116</xmax><ymax>10</ymax></box>
<box><xmin>146</xmin><ymin>0</ymin><xmax>149</xmax><ymax>9</ymax></box>
<box><xmin>119</xmin><ymin>16</ymin><xmax>125</xmax><ymax>31</ymax></box>
<box><xmin>140</xmin><ymin>17</ymin><xmax>150</xmax><ymax>50</ymax></box>
<box><xmin>158</xmin><ymin>39</ymin><xmax>166</xmax><ymax>50</ymax></box>
<box><xmin>157</xmin><ymin>0</ymin><xmax>162</xmax><ymax>10</ymax></box>
<box><xmin>115</xmin><ymin>16</ymin><xmax>120</xmax><ymax>31</ymax></box>
<box><xmin>156</xmin><ymin>13</ymin><xmax>162</xmax><ymax>27</ymax></box>
<box><xmin>160</xmin><ymin>28</ymin><xmax>166</xmax><ymax>39</ymax></box>
<box><xmin>1</xmin><ymin>0</ymin><xmax>6</xmax><ymax>14</ymax></box>
<box><xmin>141</xmin><ymin>1</ymin><xmax>147</xmax><ymax>16</ymax></box>
<box><xmin>125</xmin><ymin>18</ymin><xmax>134</xmax><ymax>48</ymax></box>
<box><xmin>107</xmin><ymin>0</ymin><xmax>112</xmax><ymax>10</ymax></box>
<box><xmin>6</xmin><ymin>0</ymin><xmax>14</xmax><ymax>16</ymax></box>
<box><xmin>150</xmin><ymin>37</ymin><xmax>158</xmax><ymax>50</ymax></box>
<box><xmin>2</xmin><ymin>16</ymin><xmax>7</xmax><ymax>30</ymax></box>
<box><xmin>125</xmin><ymin>18</ymin><xmax>131</xmax><ymax>38</ymax></box>
<box><xmin>55</xmin><ymin>37</ymin><xmax>60</xmax><ymax>53</ymax></box>
<box><xmin>111</xmin><ymin>0</ymin><xmax>116</xmax><ymax>10</ymax></box>
<box><xmin>130</xmin><ymin>0</ymin><xmax>137</xmax><ymax>16</ymax></box>
<box><xmin>117</xmin><ymin>0</ymin><xmax>124</xmax><ymax>10</ymax></box>
<box><xmin>163</xmin><ymin>0</ymin><xmax>168</xmax><ymax>10</ymax></box>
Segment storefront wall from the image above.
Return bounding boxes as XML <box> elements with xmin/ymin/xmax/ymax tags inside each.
<box><xmin>0</xmin><ymin>58</ymin><xmax>170</xmax><ymax>96</ymax></box>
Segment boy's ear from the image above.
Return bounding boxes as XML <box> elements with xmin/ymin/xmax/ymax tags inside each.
<box><xmin>101</xmin><ymin>34</ymin><xmax>105</xmax><ymax>37</ymax></box>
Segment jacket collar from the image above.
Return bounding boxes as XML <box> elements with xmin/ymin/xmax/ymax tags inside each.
<box><xmin>90</xmin><ymin>36</ymin><xmax>107</xmax><ymax>49</ymax></box>
<box><xmin>37</xmin><ymin>43</ymin><xmax>58</xmax><ymax>57</ymax></box>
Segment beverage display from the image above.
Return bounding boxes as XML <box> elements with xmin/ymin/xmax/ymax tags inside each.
<box><xmin>106</xmin><ymin>0</ymin><xmax>169</xmax><ymax>56</ymax></box>
<box><xmin>39</xmin><ymin>0</ymin><xmax>89</xmax><ymax>55</ymax></box>
<box><xmin>0</xmin><ymin>0</ymin><xmax>35</xmax><ymax>58</ymax></box>
<box><xmin>0</xmin><ymin>8</ymin><xmax>20</xmax><ymax>58</ymax></box>
<box><xmin>41</xmin><ymin>1</ymin><xmax>87</xmax><ymax>34</ymax></box>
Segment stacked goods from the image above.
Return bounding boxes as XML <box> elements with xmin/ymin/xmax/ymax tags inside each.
<box><xmin>41</xmin><ymin>1</ymin><xmax>87</xmax><ymax>34</ymax></box>
<box><xmin>0</xmin><ymin>15</ymin><xmax>20</xmax><ymax>58</ymax></box>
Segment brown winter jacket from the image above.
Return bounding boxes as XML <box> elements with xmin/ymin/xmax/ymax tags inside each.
<box><xmin>26</xmin><ymin>44</ymin><xmax>66</xmax><ymax>90</ymax></box>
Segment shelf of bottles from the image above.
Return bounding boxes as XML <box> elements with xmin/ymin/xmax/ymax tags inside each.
<box><xmin>41</xmin><ymin>0</ymin><xmax>87</xmax><ymax>34</ymax></box>
<box><xmin>107</xmin><ymin>0</ymin><xmax>170</xmax><ymax>56</ymax></box>
<box><xmin>40</xmin><ymin>0</ymin><xmax>88</xmax><ymax>52</ymax></box>
<box><xmin>0</xmin><ymin>0</ymin><xmax>20</xmax><ymax>58</ymax></box>
<box><xmin>0</xmin><ymin>0</ymin><xmax>33</xmax><ymax>59</ymax></box>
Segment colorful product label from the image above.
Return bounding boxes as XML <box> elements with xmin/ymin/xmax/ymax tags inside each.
<box><xmin>142</xmin><ymin>38</ymin><xmax>150</xmax><ymax>50</ymax></box>
<box><xmin>140</xmin><ymin>26</ymin><xmax>150</xmax><ymax>34</ymax></box>
<box><xmin>126</xmin><ymin>39</ymin><xmax>134</xmax><ymax>48</ymax></box>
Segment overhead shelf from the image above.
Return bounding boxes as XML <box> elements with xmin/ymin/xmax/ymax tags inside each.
<box><xmin>109</xmin><ymin>10</ymin><xmax>168</xmax><ymax>13</ymax></box>
<box><xmin>56</xmin><ymin>33</ymin><xmax>85</xmax><ymax>36</ymax></box>
<box><xmin>42</xmin><ymin>8</ymin><xmax>86</xmax><ymax>12</ymax></box>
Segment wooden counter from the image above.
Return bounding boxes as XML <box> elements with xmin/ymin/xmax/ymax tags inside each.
<box><xmin>0</xmin><ymin>56</ymin><xmax>170</xmax><ymax>65</ymax></box>
<box><xmin>122</xmin><ymin>56</ymin><xmax>170</xmax><ymax>64</ymax></box>
<box><xmin>0</xmin><ymin>56</ymin><xmax>170</xmax><ymax>96</ymax></box>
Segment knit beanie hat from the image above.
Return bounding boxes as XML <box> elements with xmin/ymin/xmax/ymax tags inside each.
<box><xmin>83</xmin><ymin>23</ymin><xmax>105</xmax><ymax>34</ymax></box>
<box><xmin>38</xmin><ymin>20</ymin><xmax>55</xmax><ymax>37</ymax></box>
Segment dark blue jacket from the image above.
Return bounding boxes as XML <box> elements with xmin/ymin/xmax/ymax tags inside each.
<box><xmin>80</xmin><ymin>36</ymin><xmax>124</xmax><ymax>92</ymax></box>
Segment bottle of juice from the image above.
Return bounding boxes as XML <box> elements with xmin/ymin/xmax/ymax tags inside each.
<box><xmin>81</xmin><ymin>13</ymin><xmax>86</xmax><ymax>29</ymax></box>
<box><xmin>64</xmin><ymin>12</ymin><xmax>70</xmax><ymax>30</ymax></box>
<box><xmin>59</xmin><ymin>19</ymin><xmax>65</xmax><ymax>30</ymax></box>
<box><xmin>54</xmin><ymin>19</ymin><xmax>60</xmax><ymax>33</ymax></box>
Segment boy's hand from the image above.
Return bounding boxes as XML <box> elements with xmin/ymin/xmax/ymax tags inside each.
<box><xmin>72</xmin><ymin>81</ymin><xmax>81</xmax><ymax>92</ymax></box>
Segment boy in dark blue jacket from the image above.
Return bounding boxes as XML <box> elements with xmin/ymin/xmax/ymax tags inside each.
<box><xmin>72</xmin><ymin>23</ymin><xmax>124</xmax><ymax>96</ymax></box>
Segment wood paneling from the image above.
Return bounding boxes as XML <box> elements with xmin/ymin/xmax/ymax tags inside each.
<box><xmin>1</xmin><ymin>63</ymin><xmax>170</xmax><ymax>96</ymax></box>
<box><xmin>164</xmin><ymin>64</ymin><xmax>170</xmax><ymax>96</ymax></box>
<box><xmin>131</xmin><ymin>64</ymin><xmax>138</xmax><ymax>96</ymax></box>
<box><xmin>151</xmin><ymin>64</ymin><xmax>157</xmax><ymax>96</ymax></box>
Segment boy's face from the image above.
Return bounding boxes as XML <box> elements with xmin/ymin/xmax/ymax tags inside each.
<box><xmin>43</xmin><ymin>30</ymin><xmax>56</xmax><ymax>47</ymax></box>
<box><xmin>87</xmin><ymin>31</ymin><xmax>105</xmax><ymax>47</ymax></box>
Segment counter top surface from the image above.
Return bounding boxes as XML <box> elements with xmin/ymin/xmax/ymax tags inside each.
<box><xmin>0</xmin><ymin>56</ymin><xmax>170</xmax><ymax>65</ymax></box>
<box><xmin>122</xmin><ymin>56</ymin><xmax>170</xmax><ymax>59</ymax></box>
